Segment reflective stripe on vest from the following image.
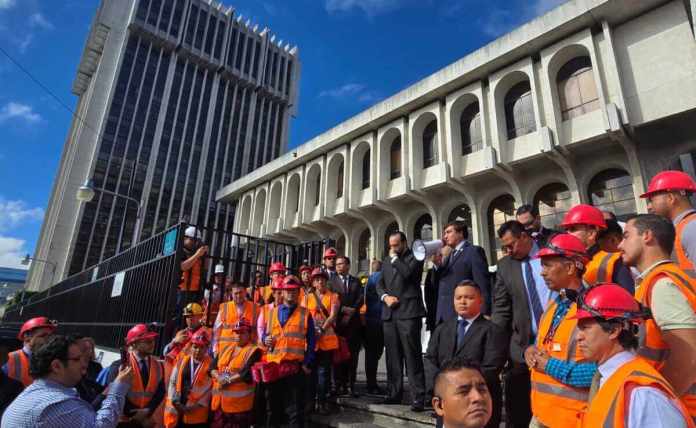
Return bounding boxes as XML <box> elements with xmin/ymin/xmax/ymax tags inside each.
<box><xmin>584</xmin><ymin>250</ymin><xmax>620</xmax><ymax>285</ymax></box>
<box><xmin>530</xmin><ymin>299</ymin><xmax>590</xmax><ymax>427</ymax></box>
<box><xmin>211</xmin><ymin>344</ymin><xmax>257</xmax><ymax>413</ymax></box>
<box><xmin>216</xmin><ymin>301</ymin><xmax>258</xmax><ymax>355</ymax></box>
<box><xmin>307</xmin><ymin>290</ymin><xmax>339</xmax><ymax>351</ymax></box>
<box><xmin>163</xmin><ymin>354</ymin><xmax>212</xmax><ymax>428</ymax></box>
<box><xmin>127</xmin><ymin>354</ymin><xmax>163</xmax><ymax>408</ymax></box>
<box><xmin>675</xmin><ymin>211</ymin><xmax>696</xmax><ymax>271</ymax></box>
<box><xmin>267</xmin><ymin>306</ymin><xmax>308</xmax><ymax>364</ymax></box>
<box><xmin>7</xmin><ymin>350</ymin><xmax>31</xmax><ymax>387</ymax></box>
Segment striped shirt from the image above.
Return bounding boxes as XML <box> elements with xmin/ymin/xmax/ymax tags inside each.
<box><xmin>1</xmin><ymin>378</ymin><xmax>129</xmax><ymax>428</ymax></box>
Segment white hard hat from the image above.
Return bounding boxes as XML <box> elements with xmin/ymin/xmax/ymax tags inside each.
<box><xmin>214</xmin><ymin>264</ymin><xmax>225</xmax><ymax>274</ymax></box>
<box><xmin>184</xmin><ymin>226</ymin><xmax>201</xmax><ymax>239</ymax></box>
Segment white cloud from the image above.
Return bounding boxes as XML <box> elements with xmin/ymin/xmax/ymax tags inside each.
<box><xmin>325</xmin><ymin>0</ymin><xmax>403</xmax><ymax>16</ymax></box>
<box><xmin>319</xmin><ymin>83</ymin><xmax>381</xmax><ymax>103</ymax></box>
<box><xmin>0</xmin><ymin>102</ymin><xmax>41</xmax><ymax>123</ymax></box>
<box><xmin>0</xmin><ymin>0</ymin><xmax>15</xmax><ymax>10</ymax></box>
<box><xmin>16</xmin><ymin>33</ymin><xmax>33</xmax><ymax>53</ymax></box>
<box><xmin>479</xmin><ymin>0</ymin><xmax>567</xmax><ymax>38</ymax></box>
<box><xmin>0</xmin><ymin>235</ymin><xmax>28</xmax><ymax>269</ymax></box>
<box><xmin>0</xmin><ymin>198</ymin><xmax>44</xmax><ymax>232</ymax></box>
<box><xmin>29</xmin><ymin>13</ymin><xmax>54</xmax><ymax>30</ymax></box>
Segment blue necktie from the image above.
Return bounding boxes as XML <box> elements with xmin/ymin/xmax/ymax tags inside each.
<box><xmin>456</xmin><ymin>319</ymin><xmax>469</xmax><ymax>348</ymax></box>
<box><xmin>524</xmin><ymin>258</ymin><xmax>544</xmax><ymax>327</ymax></box>
<box><xmin>139</xmin><ymin>358</ymin><xmax>149</xmax><ymax>382</ymax></box>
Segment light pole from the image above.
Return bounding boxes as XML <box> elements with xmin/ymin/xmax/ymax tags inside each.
<box><xmin>21</xmin><ymin>254</ymin><xmax>56</xmax><ymax>287</ymax></box>
<box><xmin>76</xmin><ymin>179</ymin><xmax>143</xmax><ymax>250</ymax></box>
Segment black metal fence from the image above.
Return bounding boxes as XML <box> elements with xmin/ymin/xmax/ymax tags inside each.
<box><xmin>2</xmin><ymin>222</ymin><xmax>332</xmax><ymax>352</ymax></box>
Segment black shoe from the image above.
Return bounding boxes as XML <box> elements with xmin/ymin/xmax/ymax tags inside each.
<box><xmin>410</xmin><ymin>402</ymin><xmax>425</xmax><ymax>412</ymax></box>
<box><xmin>349</xmin><ymin>386</ymin><xmax>360</xmax><ymax>398</ymax></box>
<box><xmin>380</xmin><ymin>397</ymin><xmax>401</xmax><ymax>405</ymax></box>
<box><xmin>367</xmin><ymin>386</ymin><xmax>385</xmax><ymax>395</ymax></box>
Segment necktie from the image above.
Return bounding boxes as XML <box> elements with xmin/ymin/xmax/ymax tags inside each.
<box><xmin>343</xmin><ymin>276</ymin><xmax>348</xmax><ymax>294</ymax></box>
<box><xmin>524</xmin><ymin>258</ymin><xmax>544</xmax><ymax>327</ymax></box>
<box><xmin>588</xmin><ymin>371</ymin><xmax>602</xmax><ymax>401</ymax></box>
<box><xmin>139</xmin><ymin>358</ymin><xmax>149</xmax><ymax>382</ymax></box>
<box><xmin>456</xmin><ymin>319</ymin><xmax>469</xmax><ymax>348</ymax></box>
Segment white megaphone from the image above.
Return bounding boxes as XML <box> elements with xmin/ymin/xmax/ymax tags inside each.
<box><xmin>412</xmin><ymin>239</ymin><xmax>444</xmax><ymax>261</ymax></box>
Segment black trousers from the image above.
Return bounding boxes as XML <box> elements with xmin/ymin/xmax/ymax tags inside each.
<box><xmin>363</xmin><ymin>321</ymin><xmax>384</xmax><ymax>388</ymax></box>
<box><xmin>504</xmin><ymin>363</ymin><xmax>532</xmax><ymax>428</ymax></box>
<box><xmin>267</xmin><ymin>371</ymin><xmax>305</xmax><ymax>427</ymax></box>
<box><xmin>334</xmin><ymin>325</ymin><xmax>362</xmax><ymax>389</ymax></box>
<box><xmin>382</xmin><ymin>317</ymin><xmax>425</xmax><ymax>403</ymax></box>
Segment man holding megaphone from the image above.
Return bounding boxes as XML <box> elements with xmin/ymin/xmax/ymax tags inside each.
<box><xmin>432</xmin><ymin>221</ymin><xmax>491</xmax><ymax>323</ymax></box>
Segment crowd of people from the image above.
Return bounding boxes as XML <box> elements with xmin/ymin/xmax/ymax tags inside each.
<box><xmin>1</xmin><ymin>169</ymin><xmax>696</xmax><ymax>428</ymax></box>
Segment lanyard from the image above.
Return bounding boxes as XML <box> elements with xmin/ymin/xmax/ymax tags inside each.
<box><xmin>190</xmin><ymin>357</ymin><xmax>200</xmax><ymax>385</ymax></box>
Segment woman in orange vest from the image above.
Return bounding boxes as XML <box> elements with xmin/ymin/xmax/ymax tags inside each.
<box><xmin>298</xmin><ymin>264</ymin><xmax>313</xmax><ymax>307</ymax></box>
<box><xmin>164</xmin><ymin>330</ymin><xmax>213</xmax><ymax>428</ymax></box>
<box><xmin>573</xmin><ymin>283</ymin><xmax>693</xmax><ymax>428</ymax></box>
<box><xmin>4</xmin><ymin>316</ymin><xmax>56</xmax><ymax>387</ymax></box>
<box><xmin>256</xmin><ymin>277</ymin><xmax>284</xmax><ymax>352</ymax></box>
<box><xmin>211</xmin><ymin>319</ymin><xmax>262</xmax><ymax>428</ymax></box>
<box><xmin>306</xmin><ymin>268</ymin><xmax>340</xmax><ymax>414</ymax></box>
<box><xmin>213</xmin><ymin>282</ymin><xmax>259</xmax><ymax>356</ymax></box>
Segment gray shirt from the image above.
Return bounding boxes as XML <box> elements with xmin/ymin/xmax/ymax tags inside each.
<box><xmin>674</xmin><ymin>209</ymin><xmax>696</xmax><ymax>267</ymax></box>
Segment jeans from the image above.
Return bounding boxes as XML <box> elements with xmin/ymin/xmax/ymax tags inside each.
<box><xmin>316</xmin><ymin>351</ymin><xmax>332</xmax><ymax>403</ymax></box>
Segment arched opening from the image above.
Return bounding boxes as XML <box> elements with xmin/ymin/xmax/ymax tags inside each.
<box><xmin>460</xmin><ymin>103</ymin><xmax>482</xmax><ymax>155</ymax></box>
<box><xmin>358</xmin><ymin>228</ymin><xmax>371</xmax><ymax>272</ymax></box>
<box><xmin>505</xmin><ymin>80</ymin><xmax>536</xmax><ymax>140</ymax></box>
<box><xmin>390</xmin><ymin>137</ymin><xmax>402</xmax><ymax>179</ymax></box>
<box><xmin>383</xmin><ymin>221</ymin><xmax>399</xmax><ymax>258</ymax></box>
<box><xmin>304</xmin><ymin>165</ymin><xmax>322</xmax><ymax>220</ymax></box>
<box><xmin>588</xmin><ymin>169</ymin><xmax>637</xmax><ymax>221</ymax></box>
<box><xmin>423</xmin><ymin>121</ymin><xmax>438</xmax><ymax>168</ymax></box>
<box><xmin>285</xmin><ymin>174</ymin><xmax>301</xmax><ymax>227</ymax></box>
<box><xmin>557</xmin><ymin>56</ymin><xmax>599</xmax><ymax>121</ymax></box>
<box><xmin>362</xmin><ymin>149</ymin><xmax>371</xmax><ymax>189</ymax></box>
<box><xmin>448</xmin><ymin>204</ymin><xmax>473</xmax><ymax>241</ymax></box>
<box><xmin>252</xmin><ymin>190</ymin><xmax>266</xmax><ymax>236</ymax></box>
<box><xmin>414</xmin><ymin>214</ymin><xmax>433</xmax><ymax>241</ymax></box>
<box><xmin>336</xmin><ymin>161</ymin><xmax>344</xmax><ymax>198</ymax></box>
<box><xmin>533</xmin><ymin>183</ymin><xmax>571</xmax><ymax>229</ymax></box>
<box><xmin>488</xmin><ymin>194</ymin><xmax>516</xmax><ymax>262</ymax></box>
<box><xmin>239</xmin><ymin>195</ymin><xmax>252</xmax><ymax>233</ymax></box>
<box><xmin>268</xmin><ymin>182</ymin><xmax>282</xmax><ymax>231</ymax></box>
<box><xmin>314</xmin><ymin>173</ymin><xmax>321</xmax><ymax>206</ymax></box>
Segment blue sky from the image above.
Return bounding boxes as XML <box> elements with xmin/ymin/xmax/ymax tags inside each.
<box><xmin>0</xmin><ymin>0</ymin><xmax>564</xmax><ymax>269</ymax></box>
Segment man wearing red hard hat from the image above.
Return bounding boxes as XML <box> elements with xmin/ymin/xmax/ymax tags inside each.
<box><xmin>560</xmin><ymin>204</ymin><xmax>634</xmax><ymax>294</ymax></box>
<box><xmin>3</xmin><ymin>316</ymin><xmax>56</xmax><ymax>387</ymax></box>
<box><xmin>641</xmin><ymin>170</ymin><xmax>696</xmax><ymax>270</ymax></box>
<box><xmin>322</xmin><ymin>247</ymin><xmax>343</xmax><ymax>292</ymax></box>
<box><xmin>525</xmin><ymin>233</ymin><xmax>596</xmax><ymax>428</ymax></box>
<box><xmin>574</xmin><ymin>284</ymin><xmax>692</xmax><ymax>428</ymax></box>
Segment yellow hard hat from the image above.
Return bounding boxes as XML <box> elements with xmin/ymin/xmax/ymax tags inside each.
<box><xmin>183</xmin><ymin>303</ymin><xmax>204</xmax><ymax>316</ymax></box>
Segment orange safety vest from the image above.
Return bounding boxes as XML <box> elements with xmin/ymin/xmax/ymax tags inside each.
<box><xmin>164</xmin><ymin>326</ymin><xmax>212</xmax><ymax>383</ymax></box>
<box><xmin>635</xmin><ymin>261</ymin><xmax>696</xmax><ymax>417</ymax></box>
<box><xmin>6</xmin><ymin>349</ymin><xmax>32</xmax><ymax>387</ymax></box>
<box><xmin>584</xmin><ymin>250</ymin><xmax>621</xmax><ymax>285</ymax></box>
<box><xmin>127</xmin><ymin>353</ymin><xmax>164</xmax><ymax>409</ymax></box>
<box><xmin>266</xmin><ymin>306</ymin><xmax>309</xmax><ymax>364</ymax></box>
<box><xmin>675</xmin><ymin>211</ymin><xmax>696</xmax><ymax>271</ymax></box>
<box><xmin>531</xmin><ymin>299</ymin><xmax>589</xmax><ymax>428</ymax></box>
<box><xmin>163</xmin><ymin>354</ymin><xmax>213</xmax><ymax>427</ymax></box>
<box><xmin>211</xmin><ymin>344</ymin><xmax>258</xmax><ymax>413</ymax></box>
<box><xmin>215</xmin><ymin>301</ymin><xmax>258</xmax><ymax>355</ymax></box>
<box><xmin>579</xmin><ymin>356</ymin><xmax>694</xmax><ymax>428</ymax></box>
<box><xmin>306</xmin><ymin>290</ymin><xmax>339</xmax><ymax>351</ymax></box>
<box><xmin>179</xmin><ymin>256</ymin><xmax>202</xmax><ymax>291</ymax></box>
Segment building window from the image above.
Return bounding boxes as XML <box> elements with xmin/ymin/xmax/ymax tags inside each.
<box><xmin>336</xmin><ymin>161</ymin><xmax>344</xmax><ymax>198</ymax></box>
<box><xmin>314</xmin><ymin>173</ymin><xmax>321</xmax><ymax>206</ymax></box>
<box><xmin>505</xmin><ymin>81</ymin><xmax>536</xmax><ymax>140</ymax></box>
<box><xmin>358</xmin><ymin>228</ymin><xmax>371</xmax><ymax>272</ymax></box>
<box><xmin>460</xmin><ymin>103</ymin><xmax>483</xmax><ymax>155</ymax></box>
<box><xmin>390</xmin><ymin>137</ymin><xmax>401</xmax><ymax>179</ymax></box>
<box><xmin>414</xmin><ymin>214</ymin><xmax>433</xmax><ymax>241</ymax></box>
<box><xmin>423</xmin><ymin>121</ymin><xmax>438</xmax><ymax>168</ymax></box>
<box><xmin>588</xmin><ymin>169</ymin><xmax>637</xmax><ymax>221</ymax></box>
<box><xmin>488</xmin><ymin>194</ymin><xmax>516</xmax><ymax>262</ymax></box>
<box><xmin>448</xmin><ymin>204</ymin><xmax>473</xmax><ymax>241</ymax></box>
<box><xmin>362</xmin><ymin>149</ymin><xmax>371</xmax><ymax>189</ymax></box>
<box><xmin>534</xmin><ymin>183</ymin><xmax>572</xmax><ymax>229</ymax></box>
<box><xmin>557</xmin><ymin>56</ymin><xmax>599</xmax><ymax>121</ymax></box>
<box><xmin>383</xmin><ymin>221</ymin><xmax>399</xmax><ymax>258</ymax></box>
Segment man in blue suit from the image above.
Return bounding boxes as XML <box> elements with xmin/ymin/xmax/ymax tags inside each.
<box><xmin>433</xmin><ymin>221</ymin><xmax>491</xmax><ymax>323</ymax></box>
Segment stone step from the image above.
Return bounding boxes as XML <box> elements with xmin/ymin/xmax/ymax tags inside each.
<box><xmin>308</xmin><ymin>395</ymin><xmax>436</xmax><ymax>428</ymax></box>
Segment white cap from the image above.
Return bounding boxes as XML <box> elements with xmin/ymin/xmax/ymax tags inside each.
<box><xmin>184</xmin><ymin>226</ymin><xmax>201</xmax><ymax>239</ymax></box>
<box><xmin>214</xmin><ymin>264</ymin><xmax>225</xmax><ymax>274</ymax></box>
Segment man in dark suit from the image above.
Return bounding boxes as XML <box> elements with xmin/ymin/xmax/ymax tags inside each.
<box><xmin>425</xmin><ymin>280</ymin><xmax>507</xmax><ymax>428</ymax></box>
<box><xmin>377</xmin><ymin>231</ymin><xmax>427</xmax><ymax>411</ymax></box>
<box><xmin>491</xmin><ymin>221</ymin><xmax>557</xmax><ymax>428</ymax></box>
<box><xmin>516</xmin><ymin>204</ymin><xmax>557</xmax><ymax>247</ymax></box>
<box><xmin>433</xmin><ymin>221</ymin><xmax>491</xmax><ymax>322</ymax></box>
<box><xmin>333</xmin><ymin>255</ymin><xmax>363</xmax><ymax>397</ymax></box>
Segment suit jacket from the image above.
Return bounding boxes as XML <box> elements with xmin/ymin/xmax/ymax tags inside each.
<box><xmin>331</xmin><ymin>273</ymin><xmax>362</xmax><ymax>331</ymax></box>
<box><xmin>434</xmin><ymin>242</ymin><xmax>491</xmax><ymax>322</ymax></box>
<box><xmin>376</xmin><ymin>249</ymin><xmax>425</xmax><ymax>321</ymax></box>
<box><xmin>531</xmin><ymin>226</ymin><xmax>558</xmax><ymax>248</ymax></box>
<box><xmin>424</xmin><ymin>315</ymin><xmax>507</xmax><ymax>395</ymax></box>
<box><xmin>491</xmin><ymin>255</ymin><xmax>534</xmax><ymax>364</ymax></box>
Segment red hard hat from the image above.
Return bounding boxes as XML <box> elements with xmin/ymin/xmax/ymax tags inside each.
<box><xmin>232</xmin><ymin>319</ymin><xmax>252</xmax><ymax>333</ymax></box>
<box><xmin>126</xmin><ymin>324</ymin><xmax>159</xmax><ymax>345</ymax></box>
<box><xmin>311</xmin><ymin>267</ymin><xmax>328</xmax><ymax>280</ymax></box>
<box><xmin>270</xmin><ymin>276</ymin><xmax>285</xmax><ymax>290</ymax></box>
<box><xmin>269</xmin><ymin>262</ymin><xmax>286</xmax><ymax>275</ymax></box>
<box><xmin>190</xmin><ymin>329</ymin><xmax>210</xmax><ymax>346</ymax></box>
<box><xmin>278</xmin><ymin>275</ymin><xmax>303</xmax><ymax>290</ymax></box>
<box><xmin>536</xmin><ymin>234</ymin><xmax>589</xmax><ymax>264</ymax></box>
<box><xmin>323</xmin><ymin>247</ymin><xmax>337</xmax><ymax>259</ymax></box>
<box><xmin>298</xmin><ymin>265</ymin><xmax>312</xmax><ymax>274</ymax></box>
<box><xmin>18</xmin><ymin>317</ymin><xmax>56</xmax><ymax>340</ymax></box>
<box><xmin>560</xmin><ymin>204</ymin><xmax>606</xmax><ymax>229</ymax></box>
<box><xmin>641</xmin><ymin>170</ymin><xmax>696</xmax><ymax>198</ymax></box>
<box><xmin>571</xmin><ymin>283</ymin><xmax>645</xmax><ymax>322</ymax></box>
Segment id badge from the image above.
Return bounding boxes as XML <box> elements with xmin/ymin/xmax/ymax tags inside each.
<box><xmin>552</xmin><ymin>343</ymin><xmax>562</xmax><ymax>352</ymax></box>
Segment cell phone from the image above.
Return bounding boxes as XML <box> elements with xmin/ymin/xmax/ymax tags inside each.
<box><xmin>119</xmin><ymin>346</ymin><xmax>130</xmax><ymax>369</ymax></box>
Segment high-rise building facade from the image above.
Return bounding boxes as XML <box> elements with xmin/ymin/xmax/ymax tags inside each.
<box><xmin>27</xmin><ymin>0</ymin><xmax>300</xmax><ymax>291</ymax></box>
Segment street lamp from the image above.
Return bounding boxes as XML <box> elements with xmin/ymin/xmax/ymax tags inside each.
<box><xmin>76</xmin><ymin>179</ymin><xmax>143</xmax><ymax>249</ymax></box>
<box><xmin>21</xmin><ymin>254</ymin><xmax>57</xmax><ymax>286</ymax></box>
